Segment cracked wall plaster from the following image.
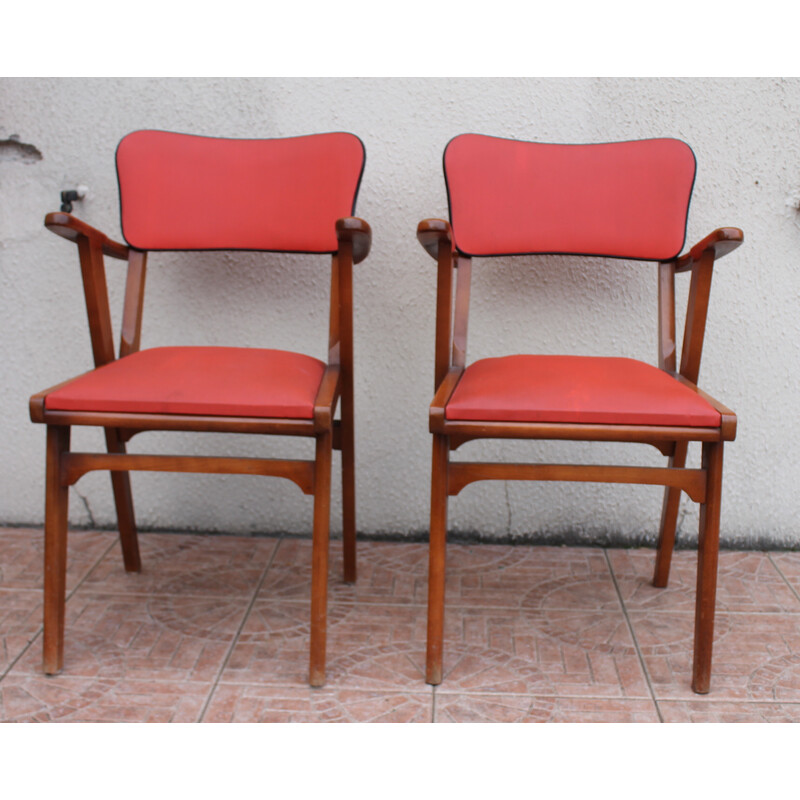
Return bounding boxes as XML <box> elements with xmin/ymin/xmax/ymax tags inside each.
<box><xmin>0</xmin><ymin>135</ymin><xmax>43</xmax><ymax>164</ymax></box>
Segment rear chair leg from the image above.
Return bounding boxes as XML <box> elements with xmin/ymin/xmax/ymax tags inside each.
<box><xmin>653</xmin><ymin>441</ymin><xmax>688</xmax><ymax>587</ymax></box>
<box><xmin>105</xmin><ymin>428</ymin><xmax>141</xmax><ymax>573</ymax></box>
<box><xmin>692</xmin><ymin>441</ymin><xmax>724</xmax><ymax>694</ymax></box>
<box><xmin>43</xmin><ymin>425</ymin><xmax>71</xmax><ymax>675</ymax></box>
<box><xmin>426</xmin><ymin>433</ymin><xmax>449</xmax><ymax>685</ymax></box>
<box><xmin>309</xmin><ymin>431</ymin><xmax>333</xmax><ymax>687</ymax></box>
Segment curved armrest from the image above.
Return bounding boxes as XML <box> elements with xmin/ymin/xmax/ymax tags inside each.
<box><xmin>671</xmin><ymin>373</ymin><xmax>737</xmax><ymax>440</ymax></box>
<box><xmin>673</xmin><ymin>228</ymin><xmax>743</xmax><ymax>273</ymax></box>
<box><xmin>429</xmin><ymin>366</ymin><xmax>464</xmax><ymax>432</ymax></box>
<box><xmin>336</xmin><ymin>217</ymin><xmax>371</xmax><ymax>264</ymax></box>
<box><xmin>44</xmin><ymin>212</ymin><xmax>130</xmax><ymax>261</ymax></box>
<box><xmin>417</xmin><ymin>219</ymin><xmax>453</xmax><ymax>260</ymax></box>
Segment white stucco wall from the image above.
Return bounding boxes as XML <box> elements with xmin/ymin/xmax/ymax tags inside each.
<box><xmin>2</xmin><ymin>77</ymin><xmax>798</xmax><ymax>547</ymax></box>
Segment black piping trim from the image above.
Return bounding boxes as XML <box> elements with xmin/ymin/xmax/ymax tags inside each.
<box><xmin>442</xmin><ymin>133</ymin><xmax>697</xmax><ymax>263</ymax></box>
<box><xmin>115</xmin><ymin>129</ymin><xmax>366</xmax><ymax>254</ymax></box>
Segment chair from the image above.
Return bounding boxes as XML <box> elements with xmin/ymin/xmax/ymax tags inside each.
<box><xmin>417</xmin><ymin>133</ymin><xmax>740</xmax><ymax>694</ymax></box>
<box><xmin>29</xmin><ymin>130</ymin><xmax>370</xmax><ymax>687</ymax></box>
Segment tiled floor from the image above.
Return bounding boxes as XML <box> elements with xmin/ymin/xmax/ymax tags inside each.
<box><xmin>2</xmin><ymin>525</ymin><xmax>800</xmax><ymax>722</ymax></box>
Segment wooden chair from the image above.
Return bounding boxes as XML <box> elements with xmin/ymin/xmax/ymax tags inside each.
<box><xmin>418</xmin><ymin>134</ymin><xmax>740</xmax><ymax>694</ymax></box>
<box><xmin>29</xmin><ymin>130</ymin><xmax>370</xmax><ymax>687</ymax></box>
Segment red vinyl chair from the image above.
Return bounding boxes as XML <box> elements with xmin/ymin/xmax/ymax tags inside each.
<box><xmin>418</xmin><ymin>134</ymin><xmax>740</xmax><ymax>694</ymax></box>
<box><xmin>30</xmin><ymin>130</ymin><xmax>370</xmax><ymax>687</ymax></box>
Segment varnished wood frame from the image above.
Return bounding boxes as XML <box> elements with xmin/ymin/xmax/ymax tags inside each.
<box><xmin>418</xmin><ymin>218</ymin><xmax>741</xmax><ymax>694</ymax></box>
<box><xmin>31</xmin><ymin>211</ymin><xmax>371</xmax><ymax>688</ymax></box>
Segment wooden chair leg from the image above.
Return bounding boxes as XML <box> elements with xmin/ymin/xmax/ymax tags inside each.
<box><xmin>692</xmin><ymin>440</ymin><xmax>724</xmax><ymax>694</ymax></box>
<box><xmin>340</xmin><ymin>393</ymin><xmax>356</xmax><ymax>584</ymax></box>
<box><xmin>426</xmin><ymin>433</ymin><xmax>449</xmax><ymax>685</ymax></box>
<box><xmin>309</xmin><ymin>430</ymin><xmax>333</xmax><ymax>687</ymax></box>
<box><xmin>43</xmin><ymin>425</ymin><xmax>71</xmax><ymax>675</ymax></box>
<box><xmin>653</xmin><ymin>441</ymin><xmax>688</xmax><ymax>587</ymax></box>
<box><xmin>105</xmin><ymin>428</ymin><xmax>141</xmax><ymax>573</ymax></box>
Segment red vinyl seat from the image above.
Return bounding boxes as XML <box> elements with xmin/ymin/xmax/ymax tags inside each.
<box><xmin>445</xmin><ymin>355</ymin><xmax>721</xmax><ymax>427</ymax></box>
<box><xmin>45</xmin><ymin>346</ymin><xmax>326</xmax><ymax>419</ymax></box>
<box><xmin>30</xmin><ymin>130</ymin><xmax>371</xmax><ymax>687</ymax></box>
<box><xmin>418</xmin><ymin>133</ymin><xmax>741</xmax><ymax>695</ymax></box>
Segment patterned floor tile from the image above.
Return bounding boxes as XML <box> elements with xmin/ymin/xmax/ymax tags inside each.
<box><xmin>82</xmin><ymin>532</ymin><xmax>278</xmax><ymax>597</ymax></box>
<box><xmin>259</xmin><ymin>540</ymin><xmax>618</xmax><ymax>611</ymax></box>
<box><xmin>222</xmin><ymin>602</ymin><xmax>427</xmax><ymax>687</ymax></box>
<box><xmin>659</xmin><ymin>700</ymin><xmax>800</xmax><ymax>723</ymax></box>
<box><xmin>631</xmin><ymin>610</ymin><xmax>800</xmax><ymax>700</ymax></box>
<box><xmin>609</xmin><ymin>549</ymin><xmax>800</xmax><ymax>613</ymax></box>
<box><xmin>2</xmin><ymin>529</ymin><xmax>800</xmax><ymax>722</ymax></box>
<box><xmin>436</xmin><ymin>606</ymin><xmax>650</xmax><ymax>698</ymax></box>
<box><xmin>203</xmin><ymin>684</ymin><xmax>433</xmax><ymax>722</ymax></box>
<box><xmin>0</xmin><ymin>674</ymin><xmax>209</xmax><ymax>722</ymax></box>
<box><xmin>767</xmin><ymin>553</ymin><xmax>800</xmax><ymax>602</ymax></box>
<box><xmin>447</xmin><ymin>544</ymin><xmax>617</xmax><ymax>610</ymax></box>
<box><xmin>9</xmin><ymin>591</ymin><xmax>252</xmax><ymax>682</ymax></box>
<box><xmin>0</xmin><ymin>591</ymin><xmax>42</xmax><ymax>674</ymax></box>
<box><xmin>0</xmin><ymin>528</ymin><xmax>115</xmax><ymax>591</ymax></box>
<box><xmin>434</xmin><ymin>694</ymin><xmax>660</xmax><ymax>723</ymax></box>
<box><xmin>257</xmin><ymin>538</ymin><xmax>429</xmax><ymax>605</ymax></box>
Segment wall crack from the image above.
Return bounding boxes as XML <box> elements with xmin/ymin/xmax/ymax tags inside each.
<box><xmin>75</xmin><ymin>491</ymin><xmax>97</xmax><ymax>528</ymax></box>
<box><xmin>0</xmin><ymin>135</ymin><xmax>43</xmax><ymax>163</ymax></box>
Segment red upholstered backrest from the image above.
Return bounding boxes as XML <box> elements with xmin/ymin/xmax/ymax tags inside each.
<box><xmin>444</xmin><ymin>134</ymin><xmax>696</xmax><ymax>260</ymax></box>
<box><xmin>116</xmin><ymin>130</ymin><xmax>365</xmax><ymax>252</ymax></box>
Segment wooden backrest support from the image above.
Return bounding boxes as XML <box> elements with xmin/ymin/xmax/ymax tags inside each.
<box><xmin>443</xmin><ymin>134</ymin><xmax>696</xmax><ymax>261</ymax></box>
<box><xmin>116</xmin><ymin>130</ymin><xmax>366</xmax><ymax>253</ymax></box>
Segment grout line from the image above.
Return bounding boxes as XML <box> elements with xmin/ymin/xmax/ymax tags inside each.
<box><xmin>767</xmin><ymin>553</ymin><xmax>800</xmax><ymax>605</ymax></box>
<box><xmin>603</xmin><ymin>548</ymin><xmax>664</xmax><ymax>723</ymax></box>
<box><xmin>196</xmin><ymin>535</ymin><xmax>283</xmax><ymax>722</ymax></box>
<box><xmin>0</xmin><ymin>536</ymin><xmax>118</xmax><ymax>683</ymax></box>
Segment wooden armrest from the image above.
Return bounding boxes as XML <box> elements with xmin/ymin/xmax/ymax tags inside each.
<box><xmin>336</xmin><ymin>217</ymin><xmax>371</xmax><ymax>264</ymax></box>
<box><xmin>44</xmin><ymin>212</ymin><xmax>130</xmax><ymax>261</ymax></box>
<box><xmin>313</xmin><ymin>364</ymin><xmax>342</xmax><ymax>431</ymax></box>
<box><xmin>429</xmin><ymin>367</ymin><xmax>464</xmax><ymax>432</ymax></box>
<box><xmin>671</xmin><ymin>373</ymin><xmax>737</xmax><ymax>441</ymax></box>
<box><xmin>673</xmin><ymin>228</ymin><xmax>743</xmax><ymax>273</ymax></box>
<box><xmin>417</xmin><ymin>219</ymin><xmax>453</xmax><ymax>260</ymax></box>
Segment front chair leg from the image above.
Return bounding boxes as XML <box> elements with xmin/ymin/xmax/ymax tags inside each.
<box><xmin>104</xmin><ymin>428</ymin><xmax>141</xmax><ymax>573</ymax></box>
<box><xmin>692</xmin><ymin>440</ymin><xmax>724</xmax><ymax>694</ymax></box>
<box><xmin>426</xmin><ymin>433</ymin><xmax>449</xmax><ymax>685</ymax></box>
<box><xmin>309</xmin><ymin>430</ymin><xmax>333</xmax><ymax>687</ymax></box>
<box><xmin>43</xmin><ymin>425</ymin><xmax>71</xmax><ymax>675</ymax></box>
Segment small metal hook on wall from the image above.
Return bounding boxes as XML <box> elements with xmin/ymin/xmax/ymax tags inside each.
<box><xmin>60</xmin><ymin>185</ymin><xmax>88</xmax><ymax>213</ymax></box>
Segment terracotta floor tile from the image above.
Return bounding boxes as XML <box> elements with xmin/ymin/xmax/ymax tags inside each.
<box><xmin>258</xmin><ymin>538</ymin><xmax>429</xmax><ymax>605</ymax></box>
<box><xmin>659</xmin><ymin>700</ymin><xmax>800</xmax><ymax>722</ymax></box>
<box><xmin>82</xmin><ymin>532</ymin><xmax>278</xmax><ymax>597</ymax></box>
<box><xmin>630</xmin><ymin>610</ymin><xmax>800</xmax><ymax>700</ymax></box>
<box><xmin>448</xmin><ymin>544</ymin><xmax>617</xmax><ymax>610</ymax></box>
<box><xmin>223</xmin><ymin>602</ymin><xmax>427</xmax><ymax>687</ymax></box>
<box><xmin>0</xmin><ymin>590</ymin><xmax>42</xmax><ymax>675</ymax></box>
<box><xmin>767</xmin><ymin>553</ymin><xmax>800</xmax><ymax>600</ymax></box>
<box><xmin>436</xmin><ymin>606</ymin><xmax>650</xmax><ymax>698</ymax></box>
<box><xmin>0</xmin><ymin>528</ymin><xmax>115</xmax><ymax>591</ymax></box>
<box><xmin>203</xmin><ymin>684</ymin><xmax>433</xmax><ymax>722</ymax></box>
<box><xmin>9</xmin><ymin>591</ymin><xmax>251</xmax><ymax>682</ymax></box>
<box><xmin>2</xmin><ymin>528</ymin><xmax>799</xmax><ymax>722</ymax></box>
<box><xmin>609</xmin><ymin>549</ymin><xmax>800</xmax><ymax>613</ymax></box>
<box><xmin>260</xmin><ymin>540</ymin><xmax>618</xmax><ymax>611</ymax></box>
<box><xmin>434</xmin><ymin>694</ymin><xmax>660</xmax><ymax>723</ymax></box>
<box><xmin>0</xmin><ymin>674</ymin><xmax>209</xmax><ymax>722</ymax></box>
